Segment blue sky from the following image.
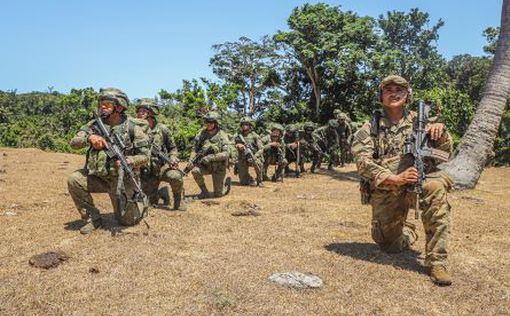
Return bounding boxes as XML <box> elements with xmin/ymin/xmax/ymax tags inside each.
<box><xmin>0</xmin><ymin>0</ymin><xmax>502</xmax><ymax>98</ymax></box>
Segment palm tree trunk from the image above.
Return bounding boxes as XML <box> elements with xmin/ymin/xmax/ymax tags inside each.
<box><xmin>441</xmin><ymin>0</ymin><xmax>510</xmax><ymax>188</ymax></box>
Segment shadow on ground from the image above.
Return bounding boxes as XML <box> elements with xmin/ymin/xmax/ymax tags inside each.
<box><xmin>325</xmin><ymin>242</ymin><xmax>427</xmax><ymax>275</ymax></box>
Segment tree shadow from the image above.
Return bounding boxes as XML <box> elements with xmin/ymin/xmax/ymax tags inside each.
<box><xmin>324</xmin><ymin>242</ymin><xmax>427</xmax><ymax>275</ymax></box>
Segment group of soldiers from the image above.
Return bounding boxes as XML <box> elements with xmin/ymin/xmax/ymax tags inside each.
<box><xmin>66</xmin><ymin>75</ymin><xmax>455</xmax><ymax>286</ymax></box>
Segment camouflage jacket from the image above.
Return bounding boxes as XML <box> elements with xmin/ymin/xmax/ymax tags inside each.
<box><xmin>313</xmin><ymin>126</ymin><xmax>340</xmax><ymax>149</ymax></box>
<box><xmin>336</xmin><ymin>122</ymin><xmax>352</xmax><ymax>143</ymax></box>
<box><xmin>235</xmin><ymin>131</ymin><xmax>264</xmax><ymax>157</ymax></box>
<box><xmin>191</xmin><ymin>128</ymin><xmax>230</xmax><ymax>163</ymax></box>
<box><xmin>261</xmin><ymin>134</ymin><xmax>286</xmax><ymax>157</ymax></box>
<box><xmin>70</xmin><ymin>117</ymin><xmax>150</xmax><ymax>177</ymax></box>
<box><xmin>147</xmin><ymin>122</ymin><xmax>178</xmax><ymax>174</ymax></box>
<box><xmin>351</xmin><ymin>110</ymin><xmax>453</xmax><ymax>190</ymax></box>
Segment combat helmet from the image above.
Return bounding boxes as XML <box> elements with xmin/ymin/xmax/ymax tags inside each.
<box><xmin>135</xmin><ymin>98</ymin><xmax>160</xmax><ymax>116</ymax></box>
<box><xmin>328</xmin><ymin>119</ymin><xmax>339</xmax><ymax>128</ymax></box>
<box><xmin>204</xmin><ymin>111</ymin><xmax>220</xmax><ymax>123</ymax></box>
<box><xmin>240</xmin><ymin>116</ymin><xmax>254</xmax><ymax>126</ymax></box>
<box><xmin>378</xmin><ymin>75</ymin><xmax>412</xmax><ymax>103</ymax></box>
<box><xmin>98</xmin><ymin>88</ymin><xmax>130</xmax><ymax>110</ymax></box>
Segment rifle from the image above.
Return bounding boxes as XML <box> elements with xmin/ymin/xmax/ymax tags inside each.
<box><xmin>151</xmin><ymin>145</ymin><xmax>186</xmax><ymax>176</ymax></box>
<box><xmin>235</xmin><ymin>134</ymin><xmax>257</xmax><ymax>164</ymax></box>
<box><xmin>404</xmin><ymin>101</ymin><xmax>449</xmax><ymax>219</ymax></box>
<box><xmin>91</xmin><ymin>114</ymin><xmax>147</xmax><ymax>217</ymax></box>
<box><xmin>182</xmin><ymin>146</ymin><xmax>215</xmax><ymax>175</ymax></box>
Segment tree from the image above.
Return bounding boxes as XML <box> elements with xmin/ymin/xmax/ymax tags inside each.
<box><xmin>441</xmin><ymin>0</ymin><xmax>510</xmax><ymax>188</ymax></box>
<box><xmin>210</xmin><ymin>36</ymin><xmax>279</xmax><ymax>115</ymax></box>
<box><xmin>274</xmin><ymin>4</ymin><xmax>377</xmax><ymax>117</ymax></box>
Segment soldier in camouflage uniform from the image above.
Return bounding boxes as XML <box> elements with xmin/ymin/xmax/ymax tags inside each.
<box><xmin>314</xmin><ymin>119</ymin><xmax>341</xmax><ymax>170</ymax></box>
<box><xmin>67</xmin><ymin>88</ymin><xmax>150</xmax><ymax>234</ymax></box>
<box><xmin>189</xmin><ymin>112</ymin><xmax>232</xmax><ymax>198</ymax></box>
<box><xmin>136</xmin><ymin>99</ymin><xmax>186</xmax><ymax>211</ymax></box>
<box><xmin>234</xmin><ymin>117</ymin><xmax>264</xmax><ymax>186</ymax></box>
<box><xmin>351</xmin><ymin>75</ymin><xmax>454</xmax><ymax>285</ymax></box>
<box><xmin>301</xmin><ymin>122</ymin><xmax>323</xmax><ymax>173</ymax></box>
<box><xmin>284</xmin><ymin>124</ymin><xmax>305</xmax><ymax>176</ymax></box>
<box><xmin>334</xmin><ymin>112</ymin><xmax>353</xmax><ymax>166</ymax></box>
<box><xmin>262</xmin><ymin>124</ymin><xmax>287</xmax><ymax>182</ymax></box>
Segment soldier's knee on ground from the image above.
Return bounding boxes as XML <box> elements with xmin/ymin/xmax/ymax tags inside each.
<box><xmin>371</xmin><ymin>219</ymin><xmax>415</xmax><ymax>253</ymax></box>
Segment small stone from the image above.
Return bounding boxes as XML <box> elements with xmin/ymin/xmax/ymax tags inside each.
<box><xmin>1</xmin><ymin>211</ymin><xmax>17</xmax><ymax>216</ymax></box>
<box><xmin>89</xmin><ymin>267</ymin><xmax>100</xmax><ymax>274</ymax></box>
<box><xmin>460</xmin><ymin>195</ymin><xmax>484</xmax><ymax>203</ymax></box>
<box><xmin>201</xmin><ymin>200</ymin><xmax>220</xmax><ymax>206</ymax></box>
<box><xmin>269</xmin><ymin>272</ymin><xmax>323</xmax><ymax>289</ymax></box>
<box><xmin>231</xmin><ymin>209</ymin><xmax>261</xmax><ymax>217</ymax></box>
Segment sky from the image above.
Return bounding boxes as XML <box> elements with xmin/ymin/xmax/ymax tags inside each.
<box><xmin>0</xmin><ymin>0</ymin><xmax>502</xmax><ymax>98</ymax></box>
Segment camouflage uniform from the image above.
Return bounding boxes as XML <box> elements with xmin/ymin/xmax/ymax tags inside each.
<box><xmin>284</xmin><ymin>124</ymin><xmax>305</xmax><ymax>175</ymax></box>
<box><xmin>262</xmin><ymin>124</ymin><xmax>288</xmax><ymax>181</ymax></box>
<box><xmin>234</xmin><ymin>117</ymin><xmax>264</xmax><ymax>186</ymax></box>
<box><xmin>301</xmin><ymin>122</ymin><xmax>323</xmax><ymax>173</ymax></box>
<box><xmin>67</xmin><ymin>88</ymin><xmax>150</xmax><ymax>233</ymax></box>
<box><xmin>334</xmin><ymin>112</ymin><xmax>353</xmax><ymax>166</ymax></box>
<box><xmin>314</xmin><ymin>119</ymin><xmax>341</xmax><ymax>170</ymax></box>
<box><xmin>190</xmin><ymin>112</ymin><xmax>231</xmax><ymax>198</ymax></box>
<box><xmin>136</xmin><ymin>99</ymin><xmax>185</xmax><ymax>210</ymax></box>
<box><xmin>351</xmin><ymin>79</ymin><xmax>454</xmax><ymax>269</ymax></box>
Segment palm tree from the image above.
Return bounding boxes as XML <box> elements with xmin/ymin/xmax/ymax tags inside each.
<box><xmin>441</xmin><ymin>0</ymin><xmax>510</xmax><ymax>189</ymax></box>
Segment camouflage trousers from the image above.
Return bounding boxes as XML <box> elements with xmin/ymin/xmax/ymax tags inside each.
<box><xmin>237</xmin><ymin>155</ymin><xmax>263</xmax><ymax>185</ymax></box>
<box><xmin>141</xmin><ymin>166</ymin><xmax>184</xmax><ymax>205</ymax></box>
<box><xmin>262</xmin><ymin>150</ymin><xmax>288</xmax><ymax>179</ymax></box>
<box><xmin>370</xmin><ymin>172</ymin><xmax>453</xmax><ymax>267</ymax></box>
<box><xmin>191</xmin><ymin>162</ymin><xmax>227</xmax><ymax>197</ymax></box>
<box><xmin>67</xmin><ymin>169</ymin><xmax>143</xmax><ymax>226</ymax></box>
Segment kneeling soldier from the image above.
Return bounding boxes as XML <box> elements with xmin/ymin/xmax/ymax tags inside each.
<box><xmin>351</xmin><ymin>75</ymin><xmax>454</xmax><ymax>286</ymax></box>
<box><xmin>234</xmin><ymin>117</ymin><xmax>264</xmax><ymax>186</ymax></box>
<box><xmin>262</xmin><ymin>124</ymin><xmax>288</xmax><ymax>182</ymax></box>
<box><xmin>136</xmin><ymin>98</ymin><xmax>186</xmax><ymax>211</ymax></box>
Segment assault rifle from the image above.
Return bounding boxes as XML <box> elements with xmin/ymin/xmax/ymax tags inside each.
<box><xmin>151</xmin><ymin>145</ymin><xmax>186</xmax><ymax>176</ymax></box>
<box><xmin>235</xmin><ymin>134</ymin><xmax>257</xmax><ymax>163</ymax></box>
<box><xmin>182</xmin><ymin>146</ymin><xmax>215</xmax><ymax>175</ymax></box>
<box><xmin>91</xmin><ymin>114</ymin><xmax>147</xmax><ymax>217</ymax></box>
<box><xmin>404</xmin><ymin>100</ymin><xmax>449</xmax><ymax>219</ymax></box>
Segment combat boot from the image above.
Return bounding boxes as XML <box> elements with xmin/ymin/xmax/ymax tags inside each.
<box><xmin>327</xmin><ymin>163</ymin><xmax>334</xmax><ymax>171</ymax></box>
<box><xmin>198</xmin><ymin>184</ymin><xmax>211</xmax><ymax>199</ymax></box>
<box><xmin>173</xmin><ymin>192</ymin><xmax>187</xmax><ymax>211</ymax></box>
<box><xmin>80</xmin><ymin>217</ymin><xmax>102</xmax><ymax>235</ymax></box>
<box><xmin>430</xmin><ymin>265</ymin><xmax>452</xmax><ymax>286</ymax></box>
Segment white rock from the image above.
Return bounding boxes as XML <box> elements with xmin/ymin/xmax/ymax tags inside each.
<box><xmin>269</xmin><ymin>272</ymin><xmax>323</xmax><ymax>289</ymax></box>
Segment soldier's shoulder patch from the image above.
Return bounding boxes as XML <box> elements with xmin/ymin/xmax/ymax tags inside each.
<box><xmin>354</xmin><ymin>122</ymin><xmax>371</xmax><ymax>143</ymax></box>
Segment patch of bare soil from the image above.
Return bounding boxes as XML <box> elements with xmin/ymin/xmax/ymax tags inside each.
<box><xmin>0</xmin><ymin>148</ymin><xmax>509</xmax><ymax>315</ymax></box>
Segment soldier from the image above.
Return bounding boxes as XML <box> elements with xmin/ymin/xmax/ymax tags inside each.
<box><xmin>351</xmin><ymin>75</ymin><xmax>454</xmax><ymax>286</ymax></box>
<box><xmin>234</xmin><ymin>117</ymin><xmax>264</xmax><ymax>187</ymax></box>
<box><xmin>67</xmin><ymin>88</ymin><xmax>150</xmax><ymax>234</ymax></box>
<box><xmin>262</xmin><ymin>124</ymin><xmax>287</xmax><ymax>182</ymax></box>
<box><xmin>136</xmin><ymin>98</ymin><xmax>186</xmax><ymax>211</ymax></box>
<box><xmin>314</xmin><ymin>119</ymin><xmax>341</xmax><ymax>170</ymax></box>
<box><xmin>301</xmin><ymin>122</ymin><xmax>323</xmax><ymax>173</ymax></box>
<box><xmin>335</xmin><ymin>112</ymin><xmax>353</xmax><ymax>166</ymax></box>
<box><xmin>284</xmin><ymin>124</ymin><xmax>305</xmax><ymax>176</ymax></box>
<box><xmin>189</xmin><ymin>111</ymin><xmax>232</xmax><ymax>198</ymax></box>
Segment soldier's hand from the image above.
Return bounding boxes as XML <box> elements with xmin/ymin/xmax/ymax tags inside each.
<box><xmin>88</xmin><ymin>135</ymin><xmax>107</xmax><ymax>150</ymax></box>
<box><xmin>397</xmin><ymin>167</ymin><xmax>418</xmax><ymax>185</ymax></box>
<box><xmin>426</xmin><ymin>123</ymin><xmax>445</xmax><ymax>141</ymax></box>
<box><xmin>169</xmin><ymin>161</ymin><xmax>179</xmax><ymax>169</ymax></box>
<box><xmin>236</xmin><ymin>143</ymin><xmax>245</xmax><ymax>151</ymax></box>
<box><xmin>270</xmin><ymin>142</ymin><xmax>280</xmax><ymax>148</ymax></box>
<box><xmin>289</xmin><ymin>142</ymin><xmax>298</xmax><ymax>149</ymax></box>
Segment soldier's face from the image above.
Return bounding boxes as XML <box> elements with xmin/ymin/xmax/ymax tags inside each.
<box><xmin>98</xmin><ymin>101</ymin><xmax>116</xmax><ymax>117</ymax></box>
<box><xmin>242</xmin><ymin>123</ymin><xmax>252</xmax><ymax>132</ymax></box>
<box><xmin>206</xmin><ymin>122</ymin><xmax>217</xmax><ymax>131</ymax></box>
<box><xmin>382</xmin><ymin>84</ymin><xmax>408</xmax><ymax>108</ymax></box>
<box><xmin>137</xmin><ymin>107</ymin><xmax>149</xmax><ymax>120</ymax></box>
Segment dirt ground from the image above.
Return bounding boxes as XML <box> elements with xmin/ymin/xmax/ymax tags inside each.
<box><xmin>0</xmin><ymin>148</ymin><xmax>509</xmax><ymax>315</ymax></box>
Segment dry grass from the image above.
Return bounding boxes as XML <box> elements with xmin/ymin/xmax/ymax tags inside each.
<box><xmin>0</xmin><ymin>148</ymin><xmax>509</xmax><ymax>315</ymax></box>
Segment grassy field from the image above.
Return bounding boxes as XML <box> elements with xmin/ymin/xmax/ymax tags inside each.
<box><xmin>0</xmin><ymin>148</ymin><xmax>509</xmax><ymax>315</ymax></box>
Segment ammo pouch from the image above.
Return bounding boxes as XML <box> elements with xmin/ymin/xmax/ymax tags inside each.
<box><xmin>359</xmin><ymin>177</ymin><xmax>372</xmax><ymax>205</ymax></box>
<box><xmin>86</xmin><ymin>149</ymin><xmax>111</xmax><ymax>177</ymax></box>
